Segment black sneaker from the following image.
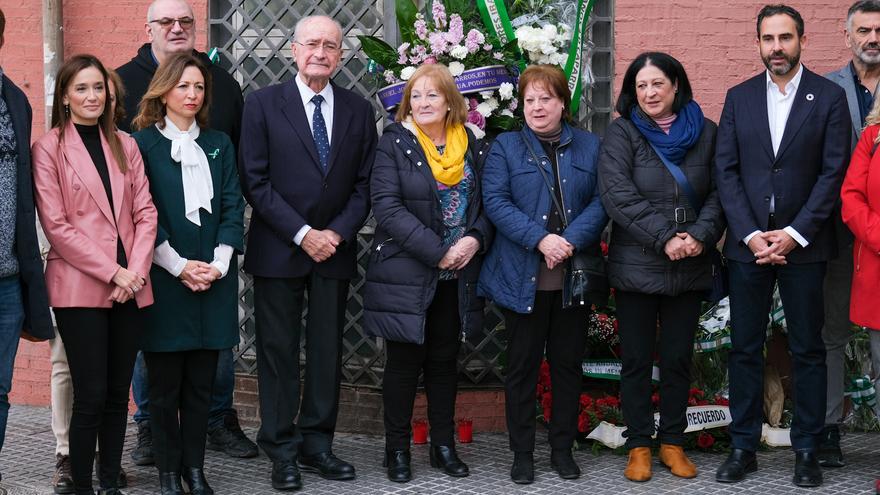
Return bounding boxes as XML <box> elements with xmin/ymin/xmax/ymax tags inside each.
<box><xmin>817</xmin><ymin>425</ymin><xmax>845</xmax><ymax>468</ymax></box>
<box><xmin>52</xmin><ymin>453</ymin><xmax>74</xmax><ymax>494</ymax></box>
<box><xmin>206</xmin><ymin>411</ymin><xmax>258</xmax><ymax>458</ymax></box>
<box><xmin>130</xmin><ymin>421</ymin><xmax>155</xmax><ymax>466</ymax></box>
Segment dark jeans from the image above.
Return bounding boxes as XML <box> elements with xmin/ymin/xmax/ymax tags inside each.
<box><xmin>145</xmin><ymin>350</ymin><xmax>219</xmax><ymax>473</ymax></box>
<box><xmin>54</xmin><ymin>302</ymin><xmax>142</xmax><ymax>493</ymax></box>
<box><xmin>616</xmin><ymin>290</ymin><xmax>702</xmax><ymax>449</ymax></box>
<box><xmin>727</xmin><ymin>260</ymin><xmax>827</xmax><ymax>452</ymax></box>
<box><xmin>253</xmin><ymin>273</ymin><xmax>348</xmax><ymax>461</ymax></box>
<box><xmin>0</xmin><ymin>275</ymin><xmax>24</xmax><ymax>455</ymax></box>
<box><xmin>502</xmin><ymin>290</ymin><xmax>589</xmax><ymax>453</ymax></box>
<box><xmin>132</xmin><ymin>347</ymin><xmax>234</xmax><ymax>429</ymax></box>
<box><xmin>383</xmin><ymin>280</ymin><xmax>461</xmax><ymax>450</ymax></box>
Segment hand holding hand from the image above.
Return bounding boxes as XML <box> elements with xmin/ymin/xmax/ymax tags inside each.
<box><xmin>179</xmin><ymin>260</ymin><xmax>213</xmax><ymax>292</ymax></box>
<box><xmin>664</xmin><ymin>235</ymin><xmax>688</xmax><ymax>261</ymax></box>
<box><xmin>747</xmin><ymin>232</ymin><xmax>787</xmax><ymax>265</ymax></box>
<box><xmin>538</xmin><ymin>234</ymin><xmax>574</xmax><ymax>270</ymax></box>
<box><xmin>111</xmin><ymin>267</ymin><xmax>145</xmax><ymax>300</ymax></box>
<box><xmin>301</xmin><ymin>229</ymin><xmax>341</xmax><ymax>263</ymax></box>
<box><xmin>679</xmin><ymin>232</ymin><xmax>704</xmax><ymax>257</ymax></box>
<box><xmin>438</xmin><ymin>236</ymin><xmax>480</xmax><ymax>270</ymax></box>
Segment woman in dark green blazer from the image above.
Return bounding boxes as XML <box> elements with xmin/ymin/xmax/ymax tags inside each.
<box><xmin>131</xmin><ymin>53</ymin><xmax>244</xmax><ymax>495</ymax></box>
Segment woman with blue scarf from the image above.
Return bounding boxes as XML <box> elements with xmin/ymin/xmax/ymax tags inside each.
<box><xmin>598</xmin><ymin>52</ymin><xmax>725</xmax><ymax>482</ymax></box>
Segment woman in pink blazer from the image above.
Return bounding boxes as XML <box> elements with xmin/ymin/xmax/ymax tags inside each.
<box><xmin>32</xmin><ymin>54</ymin><xmax>157</xmax><ymax>495</ymax></box>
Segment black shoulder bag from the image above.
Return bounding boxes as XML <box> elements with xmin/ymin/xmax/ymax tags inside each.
<box><xmin>647</xmin><ymin>142</ymin><xmax>728</xmax><ymax>303</ymax></box>
<box><xmin>522</xmin><ymin>133</ymin><xmax>609</xmax><ymax>308</ymax></box>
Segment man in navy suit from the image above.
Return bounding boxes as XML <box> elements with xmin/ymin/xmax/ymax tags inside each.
<box><xmin>714</xmin><ymin>4</ymin><xmax>851</xmax><ymax>488</ymax></box>
<box><xmin>238</xmin><ymin>14</ymin><xmax>377</xmax><ymax>491</ymax></box>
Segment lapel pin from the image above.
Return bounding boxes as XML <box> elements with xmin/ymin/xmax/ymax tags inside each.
<box><xmin>209</xmin><ymin>149</ymin><xmax>220</xmax><ymax>159</ymax></box>
<box><xmin>806</xmin><ymin>93</ymin><xmax>814</xmax><ymax>101</ymax></box>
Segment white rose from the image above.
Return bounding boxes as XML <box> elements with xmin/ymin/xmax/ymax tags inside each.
<box><xmin>501</xmin><ymin>109</ymin><xmax>514</xmax><ymax>117</ymax></box>
<box><xmin>479</xmin><ymin>90</ymin><xmax>495</xmax><ymax>99</ymax></box>
<box><xmin>448</xmin><ymin>61</ymin><xmax>465</xmax><ymax>77</ymax></box>
<box><xmin>400</xmin><ymin>66</ymin><xmax>417</xmax><ymax>80</ymax></box>
<box><xmin>450</xmin><ymin>45</ymin><xmax>469</xmax><ymax>59</ymax></box>
<box><xmin>485</xmin><ymin>97</ymin><xmax>500</xmax><ymax>111</ymax></box>
<box><xmin>476</xmin><ymin>102</ymin><xmax>493</xmax><ymax>117</ymax></box>
<box><xmin>498</xmin><ymin>82</ymin><xmax>514</xmax><ymax>101</ymax></box>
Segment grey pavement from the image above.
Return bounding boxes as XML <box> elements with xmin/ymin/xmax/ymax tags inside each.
<box><xmin>0</xmin><ymin>405</ymin><xmax>877</xmax><ymax>494</ymax></box>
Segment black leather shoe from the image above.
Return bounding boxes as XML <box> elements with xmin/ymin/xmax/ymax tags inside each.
<box><xmin>510</xmin><ymin>451</ymin><xmax>534</xmax><ymax>484</ymax></box>
<box><xmin>158</xmin><ymin>472</ymin><xmax>184</xmax><ymax>495</ymax></box>
<box><xmin>550</xmin><ymin>448</ymin><xmax>581</xmax><ymax>480</ymax></box>
<box><xmin>53</xmin><ymin>453</ymin><xmax>74</xmax><ymax>494</ymax></box>
<box><xmin>383</xmin><ymin>449</ymin><xmax>412</xmax><ymax>483</ymax></box>
<box><xmin>715</xmin><ymin>448</ymin><xmax>757</xmax><ymax>483</ymax></box>
<box><xmin>429</xmin><ymin>444</ymin><xmax>469</xmax><ymax>477</ymax></box>
<box><xmin>793</xmin><ymin>451</ymin><xmax>823</xmax><ymax>487</ymax></box>
<box><xmin>297</xmin><ymin>452</ymin><xmax>355</xmax><ymax>481</ymax></box>
<box><xmin>818</xmin><ymin>425</ymin><xmax>845</xmax><ymax>468</ymax></box>
<box><xmin>182</xmin><ymin>467</ymin><xmax>213</xmax><ymax>495</ymax></box>
<box><xmin>271</xmin><ymin>461</ymin><xmax>303</xmax><ymax>491</ymax></box>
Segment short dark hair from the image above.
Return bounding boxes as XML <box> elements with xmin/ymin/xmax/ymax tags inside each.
<box><xmin>757</xmin><ymin>4</ymin><xmax>805</xmax><ymax>38</ymax></box>
<box><xmin>615</xmin><ymin>52</ymin><xmax>693</xmax><ymax>119</ymax></box>
<box><xmin>848</xmin><ymin>0</ymin><xmax>880</xmax><ymax>30</ymax></box>
<box><xmin>517</xmin><ymin>64</ymin><xmax>573</xmax><ymax>122</ymax></box>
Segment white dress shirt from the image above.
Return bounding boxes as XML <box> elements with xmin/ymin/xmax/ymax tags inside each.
<box><xmin>292</xmin><ymin>73</ymin><xmax>335</xmax><ymax>245</ymax></box>
<box><xmin>743</xmin><ymin>65</ymin><xmax>809</xmax><ymax>249</ymax></box>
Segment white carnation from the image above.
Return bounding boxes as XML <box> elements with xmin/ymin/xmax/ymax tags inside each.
<box><xmin>501</xmin><ymin>109</ymin><xmax>514</xmax><ymax>117</ymax></box>
<box><xmin>400</xmin><ymin>66</ymin><xmax>417</xmax><ymax>80</ymax></box>
<box><xmin>450</xmin><ymin>45</ymin><xmax>469</xmax><ymax>59</ymax></box>
<box><xmin>485</xmin><ymin>97</ymin><xmax>500</xmax><ymax>111</ymax></box>
<box><xmin>448</xmin><ymin>61</ymin><xmax>465</xmax><ymax>77</ymax></box>
<box><xmin>498</xmin><ymin>82</ymin><xmax>514</xmax><ymax>101</ymax></box>
<box><xmin>476</xmin><ymin>102</ymin><xmax>493</xmax><ymax>117</ymax></box>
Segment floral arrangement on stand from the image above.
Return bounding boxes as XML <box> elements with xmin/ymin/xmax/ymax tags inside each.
<box><xmin>358</xmin><ymin>0</ymin><xmax>596</xmax><ymax>132</ymax></box>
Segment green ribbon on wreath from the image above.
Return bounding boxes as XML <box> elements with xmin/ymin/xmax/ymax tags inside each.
<box><xmin>476</xmin><ymin>0</ymin><xmax>525</xmax><ymax>71</ymax></box>
<box><xmin>846</xmin><ymin>375</ymin><xmax>877</xmax><ymax>409</ymax></box>
<box><xmin>563</xmin><ymin>0</ymin><xmax>595</xmax><ymax>115</ymax></box>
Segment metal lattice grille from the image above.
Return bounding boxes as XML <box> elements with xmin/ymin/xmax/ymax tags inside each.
<box><xmin>210</xmin><ymin>0</ymin><xmax>614</xmax><ymax>388</ymax></box>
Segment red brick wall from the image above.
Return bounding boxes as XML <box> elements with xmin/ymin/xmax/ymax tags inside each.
<box><xmin>614</xmin><ymin>0</ymin><xmax>854</xmax><ymax>121</ymax></box>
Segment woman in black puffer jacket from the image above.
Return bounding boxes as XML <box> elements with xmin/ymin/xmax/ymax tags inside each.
<box><xmin>362</xmin><ymin>64</ymin><xmax>493</xmax><ymax>484</ymax></box>
<box><xmin>598</xmin><ymin>52</ymin><xmax>725</xmax><ymax>482</ymax></box>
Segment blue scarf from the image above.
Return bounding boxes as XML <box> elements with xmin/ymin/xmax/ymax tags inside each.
<box><xmin>630</xmin><ymin>100</ymin><xmax>705</xmax><ymax>165</ymax></box>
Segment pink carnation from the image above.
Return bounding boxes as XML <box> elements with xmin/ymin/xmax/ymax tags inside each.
<box><xmin>428</xmin><ymin>31</ymin><xmax>448</xmax><ymax>55</ymax></box>
<box><xmin>467</xmin><ymin>109</ymin><xmax>486</xmax><ymax>130</ymax></box>
<box><xmin>483</xmin><ymin>43</ymin><xmax>494</xmax><ymax>52</ymax></box>
<box><xmin>409</xmin><ymin>44</ymin><xmax>428</xmax><ymax>64</ymax></box>
<box><xmin>465</xmin><ymin>29</ymin><xmax>485</xmax><ymax>53</ymax></box>
<box><xmin>508</xmin><ymin>99</ymin><xmax>518</xmax><ymax>111</ymax></box>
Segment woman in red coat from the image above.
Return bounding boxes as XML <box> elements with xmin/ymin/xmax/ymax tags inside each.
<box><xmin>839</xmin><ymin>113</ymin><xmax>880</xmax><ymax>431</ymax></box>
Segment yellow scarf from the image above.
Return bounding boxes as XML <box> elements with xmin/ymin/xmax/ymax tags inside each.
<box><xmin>413</xmin><ymin>122</ymin><xmax>468</xmax><ymax>186</ymax></box>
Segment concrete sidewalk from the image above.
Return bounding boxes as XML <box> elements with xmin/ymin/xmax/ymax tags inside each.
<box><xmin>0</xmin><ymin>405</ymin><xmax>877</xmax><ymax>494</ymax></box>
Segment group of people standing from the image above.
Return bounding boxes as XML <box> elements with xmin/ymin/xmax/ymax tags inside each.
<box><xmin>0</xmin><ymin>0</ymin><xmax>878</xmax><ymax>494</ymax></box>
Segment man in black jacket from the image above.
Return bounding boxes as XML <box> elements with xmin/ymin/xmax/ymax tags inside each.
<box><xmin>114</xmin><ymin>0</ymin><xmax>253</xmax><ymax>466</ymax></box>
<box><xmin>0</xmin><ymin>7</ymin><xmax>54</xmax><ymax>483</ymax></box>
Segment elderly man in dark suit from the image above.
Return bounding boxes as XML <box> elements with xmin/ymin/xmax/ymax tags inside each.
<box><xmin>238</xmin><ymin>14</ymin><xmax>377</xmax><ymax>491</ymax></box>
<box><xmin>713</xmin><ymin>4</ymin><xmax>852</xmax><ymax>489</ymax></box>
<box><xmin>0</xmin><ymin>7</ymin><xmax>54</xmax><ymax>482</ymax></box>
<box><xmin>819</xmin><ymin>0</ymin><xmax>880</xmax><ymax>468</ymax></box>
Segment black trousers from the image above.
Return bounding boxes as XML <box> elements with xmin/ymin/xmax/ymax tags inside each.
<box><xmin>54</xmin><ymin>302</ymin><xmax>141</xmax><ymax>494</ymax></box>
<box><xmin>144</xmin><ymin>350</ymin><xmax>218</xmax><ymax>472</ymax></box>
<box><xmin>502</xmin><ymin>291</ymin><xmax>589</xmax><ymax>452</ymax></box>
<box><xmin>616</xmin><ymin>290</ymin><xmax>702</xmax><ymax>449</ymax></box>
<box><xmin>727</xmin><ymin>260</ymin><xmax>827</xmax><ymax>451</ymax></box>
<box><xmin>253</xmin><ymin>273</ymin><xmax>348</xmax><ymax>461</ymax></box>
<box><xmin>383</xmin><ymin>280</ymin><xmax>461</xmax><ymax>450</ymax></box>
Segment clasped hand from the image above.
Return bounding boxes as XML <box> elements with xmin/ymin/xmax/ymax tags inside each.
<box><xmin>748</xmin><ymin>229</ymin><xmax>796</xmax><ymax>265</ymax></box>
<box><xmin>538</xmin><ymin>234</ymin><xmax>573</xmax><ymax>270</ymax></box>
<box><xmin>665</xmin><ymin>232</ymin><xmax>704</xmax><ymax>261</ymax></box>
<box><xmin>438</xmin><ymin>236</ymin><xmax>480</xmax><ymax>270</ymax></box>
<box><xmin>179</xmin><ymin>260</ymin><xmax>221</xmax><ymax>292</ymax></box>
<box><xmin>301</xmin><ymin>229</ymin><xmax>343</xmax><ymax>263</ymax></box>
<box><xmin>110</xmin><ymin>266</ymin><xmax>146</xmax><ymax>303</ymax></box>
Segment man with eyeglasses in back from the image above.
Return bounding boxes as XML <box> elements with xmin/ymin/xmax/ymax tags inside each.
<box><xmin>110</xmin><ymin>0</ymin><xmax>253</xmax><ymax>471</ymax></box>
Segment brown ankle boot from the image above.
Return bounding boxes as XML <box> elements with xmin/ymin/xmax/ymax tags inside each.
<box><xmin>624</xmin><ymin>447</ymin><xmax>652</xmax><ymax>482</ymax></box>
<box><xmin>659</xmin><ymin>444</ymin><xmax>697</xmax><ymax>478</ymax></box>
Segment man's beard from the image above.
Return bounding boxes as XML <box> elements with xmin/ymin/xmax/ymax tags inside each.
<box><xmin>855</xmin><ymin>42</ymin><xmax>880</xmax><ymax>66</ymax></box>
<box><xmin>762</xmin><ymin>49</ymin><xmax>800</xmax><ymax>76</ymax></box>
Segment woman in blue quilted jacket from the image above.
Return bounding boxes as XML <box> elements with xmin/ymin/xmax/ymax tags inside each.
<box><xmin>478</xmin><ymin>64</ymin><xmax>607</xmax><ymax>485</ymax></box>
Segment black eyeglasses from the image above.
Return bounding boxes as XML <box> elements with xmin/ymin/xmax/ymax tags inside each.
<box><xmin>148</xmin><ymin>17</ymin><xmax>195</xmax><ymax>29</ymax></box>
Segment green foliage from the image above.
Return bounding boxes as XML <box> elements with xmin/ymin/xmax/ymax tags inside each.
<box><xmin>444</xmin><ymin>0</ymin><xmax>478</xmax><ymax>20</ymax></box>
<box><xmin>357</xmin><ymin>36</ymin><xmax>401</xmax><ymax>72</ymax></box>
<box><xmin>396</xmin><ymin>0</ymin><xmax>420</xmax><ymax>45</ymax></box>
